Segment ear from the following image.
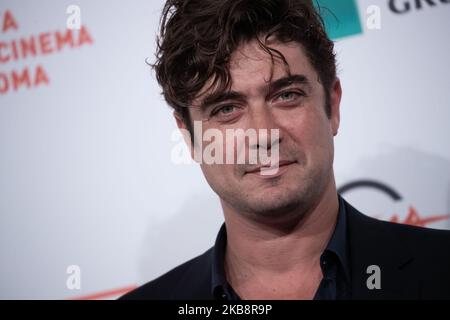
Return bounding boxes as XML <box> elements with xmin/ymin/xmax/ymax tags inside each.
<box><xmin>173</xmin><ymin>110</ymin><xmax>187</xmax><ymax>131</ymax></box>
<box><xmin>329</xmin><ymin>77</ymin><xmax>342</xmax><ymax>136</ymax></box>
<box><xmin>173</xmin><ymin>111</ymin><xmax>195</xmax><ymax>160</ymax></box>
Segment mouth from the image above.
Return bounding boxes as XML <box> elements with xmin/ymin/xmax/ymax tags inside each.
<box><xmin>245</xmin><ymin>160</ymin><xmax>296</xmax><ymax>176</ymax></box>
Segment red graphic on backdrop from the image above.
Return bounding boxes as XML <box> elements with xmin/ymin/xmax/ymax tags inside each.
<box><xmin>389</xmin><ymin>206</ymin><xmax>450</xmax><ymax>227</ymax></box>
<box><xmin>2</xmin><ymin>10</ymin><xmax>18</xmax><ymax>32</ymax></box>
<box><xmin>0</xmin><ymin>10</ymin><xmax>93</xmax><ymax>95</ymax></box>
<box><xmin>70</xmin><ymin>285</ymin><xmax>138</xmax><ymax>300</ymax></box>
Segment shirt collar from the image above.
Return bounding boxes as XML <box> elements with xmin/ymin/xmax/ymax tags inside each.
<box><xmin>324</xmin><ymin>194</ymin><xmax>351</xmax><ymax>282</ymax></box>
<box><xmin>211</xmin><ymin>194</ymin><xmax>350</xmax><ymax>297</ymax></box>
<box><xmin>211</xmin><ymin>222</ymin><xmax>229</xmax><ymax>299</ymax></box>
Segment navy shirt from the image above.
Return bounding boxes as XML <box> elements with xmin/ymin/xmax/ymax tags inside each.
<box><xmin>211</xmin><ymin>195</ymin><xmax>351</xmax><ymax>300</ymax></box>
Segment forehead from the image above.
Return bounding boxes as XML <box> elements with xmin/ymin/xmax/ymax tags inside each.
<box><xmin>229</xmin><ymin>39</ymin><xmax>315</xmax><ymax>80</ymax></box>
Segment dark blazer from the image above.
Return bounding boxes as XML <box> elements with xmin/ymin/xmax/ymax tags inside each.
<box><xmin>120</xmin><ymin>199</ymin><xmax>450</xmax><ymax>300</ymax></box>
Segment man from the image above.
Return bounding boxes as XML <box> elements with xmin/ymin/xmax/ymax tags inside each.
<box><xmin>121</xmin><ymin>0</ymin><xmax>450</xmax><ymax>300</ymax></box>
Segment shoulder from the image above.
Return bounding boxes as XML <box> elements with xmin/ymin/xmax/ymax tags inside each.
<box><xmin>119</xmin><ymin>247</ymin><xmax>214</xmax><ymax>300</ymax></box>
<box><xmin>345</xmin><ymin>199</ymin><xmax>450</xmax><ymax>268</ymax></box>
<box><xmin>345</xmin><ymin>200</ymin><xmax>450</xmax><ymax>298</ymax></box>
<box><xmin>353</xmin><ymin>203</ymin><xmax>450</xmax><ymax>251</ymax></box>
<box><xmin>379</xmin><ymin>217</ymin><xmax>450</xmax><ymax>268</ymax></box>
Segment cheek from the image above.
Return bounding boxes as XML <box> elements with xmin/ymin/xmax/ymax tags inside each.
<box><xmin>279</xmin><ymin>108</ymin><xmax>334</xmax><ymax>156</ymax></box>
<box><xmin>277</xmin><ymin>108</ymin><xmax>319</xmax><ymax>140</ymax></box>
<box><xmin>201</xmin><ymin>163</ymin><xmax>235</xmax><ymax>184</ymax></box>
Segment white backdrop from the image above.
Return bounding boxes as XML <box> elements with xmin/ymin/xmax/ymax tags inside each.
<box><xmin>1</xmin><ymin>0</ymin><xmax>449</xmax><ymax>299</ymax></box>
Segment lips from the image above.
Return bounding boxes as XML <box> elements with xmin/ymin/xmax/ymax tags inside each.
<box><xmin>245</xmin><ymin>160</ymin><xmax>296</xmax><ymax>174</ymax></box>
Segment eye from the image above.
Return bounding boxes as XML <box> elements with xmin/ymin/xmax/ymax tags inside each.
<box><xmin>275</xmin><ymin>91</ymin><xmax>303</xmax><ymax>102</ymax></box>
<box><xmin>210</xmin><ymin>105</ymin><xmax>237</xmax><ymax>117</ymax></box>
<box><xmin>218</xmin><ymin>105</ymin><xmax>235</xmax><ymax>114</ymax></box>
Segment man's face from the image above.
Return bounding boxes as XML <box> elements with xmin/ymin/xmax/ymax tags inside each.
<box><xmin>175</xmin><ymin>39</ymin><xmax>341</xmax><ymax>222</ymax></box>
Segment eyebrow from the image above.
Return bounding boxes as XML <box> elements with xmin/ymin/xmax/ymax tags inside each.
<box><xmin>197</xmin><ymin>74</ymin><xmax>311</xmax><ymax>113</ymax></box>
<box><xmin>269</xmin><ymin>74</ymin><xmax>310</xmax><ymax>93</ymax></box>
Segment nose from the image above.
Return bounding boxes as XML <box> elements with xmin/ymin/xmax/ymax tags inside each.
<box><xmin>247</xmin><ymin>104</ymin><xmax>282</xmax><ymax>151</ymax></box>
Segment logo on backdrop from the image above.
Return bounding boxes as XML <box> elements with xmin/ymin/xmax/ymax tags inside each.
<box><xmin>388</xmin><ymin>0</ymin><xmax>450</xmax><ymax>14</ymax></box>
<box><xmin>338</xmin><ymin>179</ymin><xmax>450</xmax><ymax>227</ymax></box>
<box><xmin>316</xmin><ymin>0</ymin><xmax>363</xmax><ymax>39</ymax></box>
<box><xmin>0</xmin><ymin>8</ymin><xmax>93</xmax><ymax>95</ymax></box>
<box><xmin>318</xmin><ymin>0</ymin><xmax>449</xmax><ymax>40</ymax></box>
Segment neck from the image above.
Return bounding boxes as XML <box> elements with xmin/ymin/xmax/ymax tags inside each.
<box><xmin>221</xmin><ymin>178</ymin><xmax>339</xmax><ymax>294</ymax></box>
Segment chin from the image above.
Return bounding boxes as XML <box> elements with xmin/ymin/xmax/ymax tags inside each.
<box><xmin>245</xmin><ymin>193</ymin><xmax>306</xmax><ymax>219</ymax></box>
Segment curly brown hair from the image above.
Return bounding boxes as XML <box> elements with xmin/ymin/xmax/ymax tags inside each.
<box><xmin>152</xmin><ymin>0</ymin><xmax>337</xmax><ymax>134</ymax></box>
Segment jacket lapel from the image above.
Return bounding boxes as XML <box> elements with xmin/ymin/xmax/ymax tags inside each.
<box><xmin>171</xmin><ymin>248</ymin><xmax>215</xmax><ymax>299</ymax></box>
<box><xmin>345</xmin><ymin>199</ymin><xmax>420</xmax><ymax>299</ymax></box>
